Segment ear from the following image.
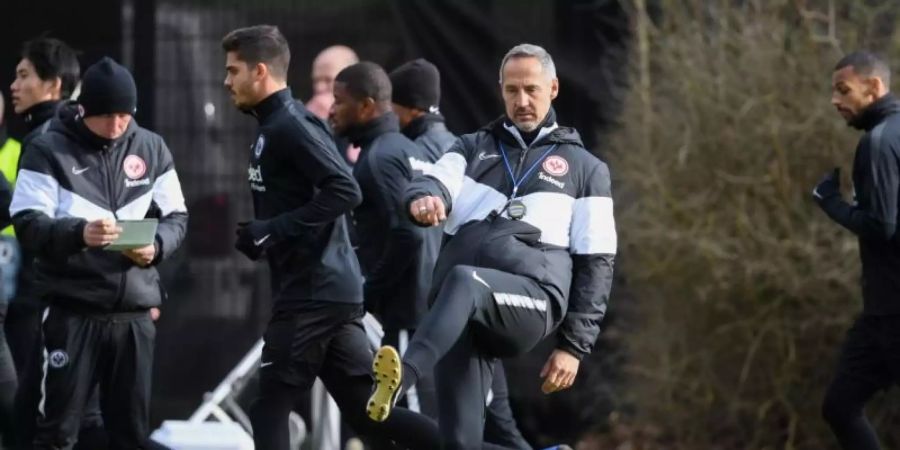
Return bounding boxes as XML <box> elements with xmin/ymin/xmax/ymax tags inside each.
<box><xmin>48</xmin><ymin>77</ymin><xmax>63</xmax><ymax>97</ymax></box>
<box><xmin>359</xmin><ymin>97</ymin><xmax>377</xmax><ymax>120</ymax></box>
<box><xmin>253</xmin><ymin>62</ymin><xmax>269</xmax><ymax>82</ymax></box>
<box><xmin>550</xmin><ymin>78</ymin><xmax>559</xmax><ymax>100</ymax></box>
<box><xmin>870</xmin><ymin>76</ymin><xmax>889</xmax><ymax>97</ymax></box>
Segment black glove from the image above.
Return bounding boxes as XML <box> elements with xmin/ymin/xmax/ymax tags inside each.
<box><xmin>235</xmin><ymin>220</ymin><xmax>274</xmax><ymax>260</ymax></box>
<box><xmin>813</xmin><ymin>168</ymin><xmax>841</xmax><ymax>205</ymax></box>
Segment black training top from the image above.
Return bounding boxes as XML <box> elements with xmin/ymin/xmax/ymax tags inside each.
<box><xmin>346</xmin><ymin>112</ymin><xmax>442</xmax><ymax>329</ymax></box>
<box><xmin>246</xmin><ymin>88</ymin><xmax>364</xmax><ymax>307</ymax></box>
<box><xmin>819</xmin><ymin>94</ymin><xmax>900</xmax><ymax>315</ymax></box>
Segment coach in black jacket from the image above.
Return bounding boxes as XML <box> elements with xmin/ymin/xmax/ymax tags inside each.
<box><xmin>10</xmin><ymin>57</ymin><xmax>187</xmax><ymax>449</ymax></box>
<box><xmin>367</xmin><ymin>44</ymin><xmax>616</xmax><ymax>449</ymax></box>
<box><xmin>388</xmin><ymin>58</ymin><xmax>535</xmax><ymax>449</ymax></box>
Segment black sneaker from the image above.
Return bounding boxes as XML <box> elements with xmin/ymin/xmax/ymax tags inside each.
<box><xmin>367</xmin><ymin>345</ymin><xmax>402</xmax><ymax>422</ymax></box>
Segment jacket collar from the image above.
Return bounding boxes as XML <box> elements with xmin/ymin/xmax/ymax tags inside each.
<box><xmin>343</xmin><ymin>112</ymin><xmax>400</xmax><ymax>147</ymax></box>
<box><xmin>487</xmin><ymin>107</ymin><xmax>559</xmax><ymax>149</ymax></box>
<box><xmin>481</xmin><ymin>108</ymin><xmax>584</xmax><ymax>152</ymax></box>
<box><xmin>850</xmin><ymin>94</ymin><xmax>900</xmax><ymax>131</ymax></box>
<box><xmin>251</xmin><ymin>88</ymin><xmax>294</xmax><ymax>123</ymax></box>
<box><xmin>485</xmin><ymin>107</ymin><xmax>584</xmax><ymax>149</ymax></box>
<box><xmin>402</xmin><ymin>113</ymin><xmax>446</xmax><ymax>140</ymax></box>
<box><xmin>23</xmin><ymin>100</ymin><xmax>64</xmax><ymax>132</ymax></box>
<box><xmin>501</xmin><ymin>121</ymin><xmax>558</xmax><ymax>149</ymax></box>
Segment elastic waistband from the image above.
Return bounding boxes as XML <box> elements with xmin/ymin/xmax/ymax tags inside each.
<box><xmin>47</xmin><ymin>304</ymin><xmax>151</xmax><ymax>322</ymax></box>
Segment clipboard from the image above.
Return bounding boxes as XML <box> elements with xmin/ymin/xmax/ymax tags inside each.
<box><xmin>103</xmin><ymin>219</ymin><xmax>158</xmax><ymax>251</ymax></box>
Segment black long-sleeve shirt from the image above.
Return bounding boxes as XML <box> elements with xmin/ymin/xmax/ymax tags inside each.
<box><xmin>819</xmin><ymin>94</ymin><xmax>900</xmax><ymax>315</ymax></box>
<box><xmin>247</xmin><ymin>88</ymin><xmax>363</xmax><ymax>307</ymax></box>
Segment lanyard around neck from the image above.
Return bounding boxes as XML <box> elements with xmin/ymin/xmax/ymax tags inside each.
<box><xmin>498</xmin><ymin>141</ymin><xmax>558</xmax><ymax>198</ymax></box>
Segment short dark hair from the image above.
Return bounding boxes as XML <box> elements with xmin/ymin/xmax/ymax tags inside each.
<box><xmin>21</xmin><ymin>37</ymin><xmax>80</xmax><ymax>99</ymax></box>
<box><xmin>835</xmin><ymin>51</ymin><xmax>891</xmax><ymax>87</ymax></box>
<box><xmin>334</xmin><ymin>62</ymin><xmax>392</xmax><ymax>103</ymax></box>
<box><xmin>221</xmin><ymin>25</ymin><xmax>290</xmax><ymax>79</ymax></box>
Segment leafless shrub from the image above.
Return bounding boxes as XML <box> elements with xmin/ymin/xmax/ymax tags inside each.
<box><xmin>606</xmin><ymin>0</ymin><xmax>900</xmax><ymax>448</ymax></box>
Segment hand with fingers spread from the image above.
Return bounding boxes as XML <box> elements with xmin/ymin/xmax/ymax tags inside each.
<box><xmin>409</xmin><ymin>195</ymin><xmax>447</xmax><ymax>227</ymax></box>
<box><xmin>83</xmin><ymin>218</ymin><xmax>121</xmax><ymax>247</ymax></box>
<box><xmin>540</xmin><ymin>349</ymin><xmax>581</xmax><ymax>394</ymax></box>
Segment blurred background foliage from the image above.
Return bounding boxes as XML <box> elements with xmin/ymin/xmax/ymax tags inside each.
<box><xmin>598</xmin><ymin>0</ymin><xmax>900</xmax><ymax>448</ymax></box>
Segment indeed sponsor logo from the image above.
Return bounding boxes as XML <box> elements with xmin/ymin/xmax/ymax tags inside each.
<box><xmin>538</xmin><ymin>171</ymin><xmax>565</xmax><ymax>189</ymax></box>
<box><xmin>124</xmin><ymin>178</ymin><xmax>150</xmax><ymax>188</ymax></box>
<box><xmin>248</xmin><ymin>165</ymin><xmax>266</xmax><ymax>192</ymax></box>
<box><xmin>248</xmin><ymin>166</ymin><xmax>264</xmax><ymax>183</ymax></box>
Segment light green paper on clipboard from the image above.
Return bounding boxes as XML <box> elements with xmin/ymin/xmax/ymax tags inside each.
<box><xmin>103</xmin><ymin>219</ymin><xmax>158</xmax><ymax>251</ymax></box>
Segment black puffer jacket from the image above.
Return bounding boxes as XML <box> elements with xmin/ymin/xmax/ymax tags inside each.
<box><xmin>11</xmin><ymin>104</ymin><xmax>188</xmax><ymax>312</ymax></box>
<box><xmin>405</xmin><ymin>112</ymin><xmax>617</xmax><ymax>359</ymax></box>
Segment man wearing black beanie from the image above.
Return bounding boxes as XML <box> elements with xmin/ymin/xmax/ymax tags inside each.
<box><xmin>389</xmin><ymin>59</ymin><xmax>449</xmax><ymax>164</ymax></box>
<box><xmin>389</xmin><ymin>58</ymin><xmax>534</xmax><ymax>449</ymax></box>
<box><xmin>79</xmin><ymin>57</ymin><xmax>138</xmax><ymax>118</ymax></box>
<box><xmin>11</xmin><ymin>56</ymin><xmax>188</xmax><ymax>449</ymax></box>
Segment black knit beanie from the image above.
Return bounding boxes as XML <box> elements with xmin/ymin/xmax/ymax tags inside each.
<box><xmin>389</xmin><ymin>59</ymin><xmax>440</xmax><ymax>112</ymax></box>
<box><xmin>79</xmin><ymin>57</ymin><xmax>137</xmax><ymax>117</ymax></box>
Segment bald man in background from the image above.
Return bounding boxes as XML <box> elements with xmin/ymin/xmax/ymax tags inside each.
<box><xmin>307</xmin><ymin>45</ymin><xmax>361</xmax><ymax>164</ymax></box>
<box><xmin>308</xmin><ymin>45</ymin><xmax>359</xmax><ymax>114</ymax></box>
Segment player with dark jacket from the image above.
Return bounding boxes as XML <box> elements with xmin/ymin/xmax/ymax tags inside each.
<box><xmin>330</xmin><ymin>62</ymin><xmax>440</xmax><ymax>339</ymax></box>
<box><xmin>221</xmin><ymin>25</ymin><xmax>440</xmax><ymax>450</ymax></box>
<box><xmin>815</xmin><ymin>51</ymin><xmax>900</xmax><ymax>450</ymax></box>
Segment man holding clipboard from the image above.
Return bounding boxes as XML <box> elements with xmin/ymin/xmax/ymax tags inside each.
<box><xmin>9</xmin><ymin>57</ymin><xmax>188</xmax><ymax>449</ymax></box>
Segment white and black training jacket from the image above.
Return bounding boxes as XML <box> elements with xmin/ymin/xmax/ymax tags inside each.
<box><xmin>10</xmin><ymin>105</ymin><xmax>188</xmax><ymax>313</ymax></box>
<box><xmin>404</xmin><ymin>113</ymin><xmax>616</xmax><ymax>359</ymax></box>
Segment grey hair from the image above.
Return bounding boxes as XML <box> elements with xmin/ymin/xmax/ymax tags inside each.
<box><xmin>498</xmin><ymin>43</ymin><xmax>557</xmax><ymax>83</ymax></box>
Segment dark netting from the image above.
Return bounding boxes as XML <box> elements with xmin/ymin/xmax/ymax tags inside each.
<box><xmin>0</xmin><ymin>0</ymin><xmax>630</xmax><ymax>444</ymax></box>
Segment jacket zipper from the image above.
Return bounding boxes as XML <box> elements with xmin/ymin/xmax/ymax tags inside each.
<box><xmin>506</xmin><ymin>132</ymin><xmax>541</xmax><ymax>199</ymax></box>
<box><xmin>478</xmin><ymin>134</ymin><xmax>544</xmax><ymax>265</ymax></box>
<box><xmin>514</xmin><ymin>143</ymin><xmax>531</xmax><ymax>187</ymax></box>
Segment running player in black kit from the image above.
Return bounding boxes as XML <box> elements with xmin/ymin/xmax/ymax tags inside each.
<box><xmin>221</xmin><ymin>25</ymin><xmax>439</xmax><ymax>450</ymax></box>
